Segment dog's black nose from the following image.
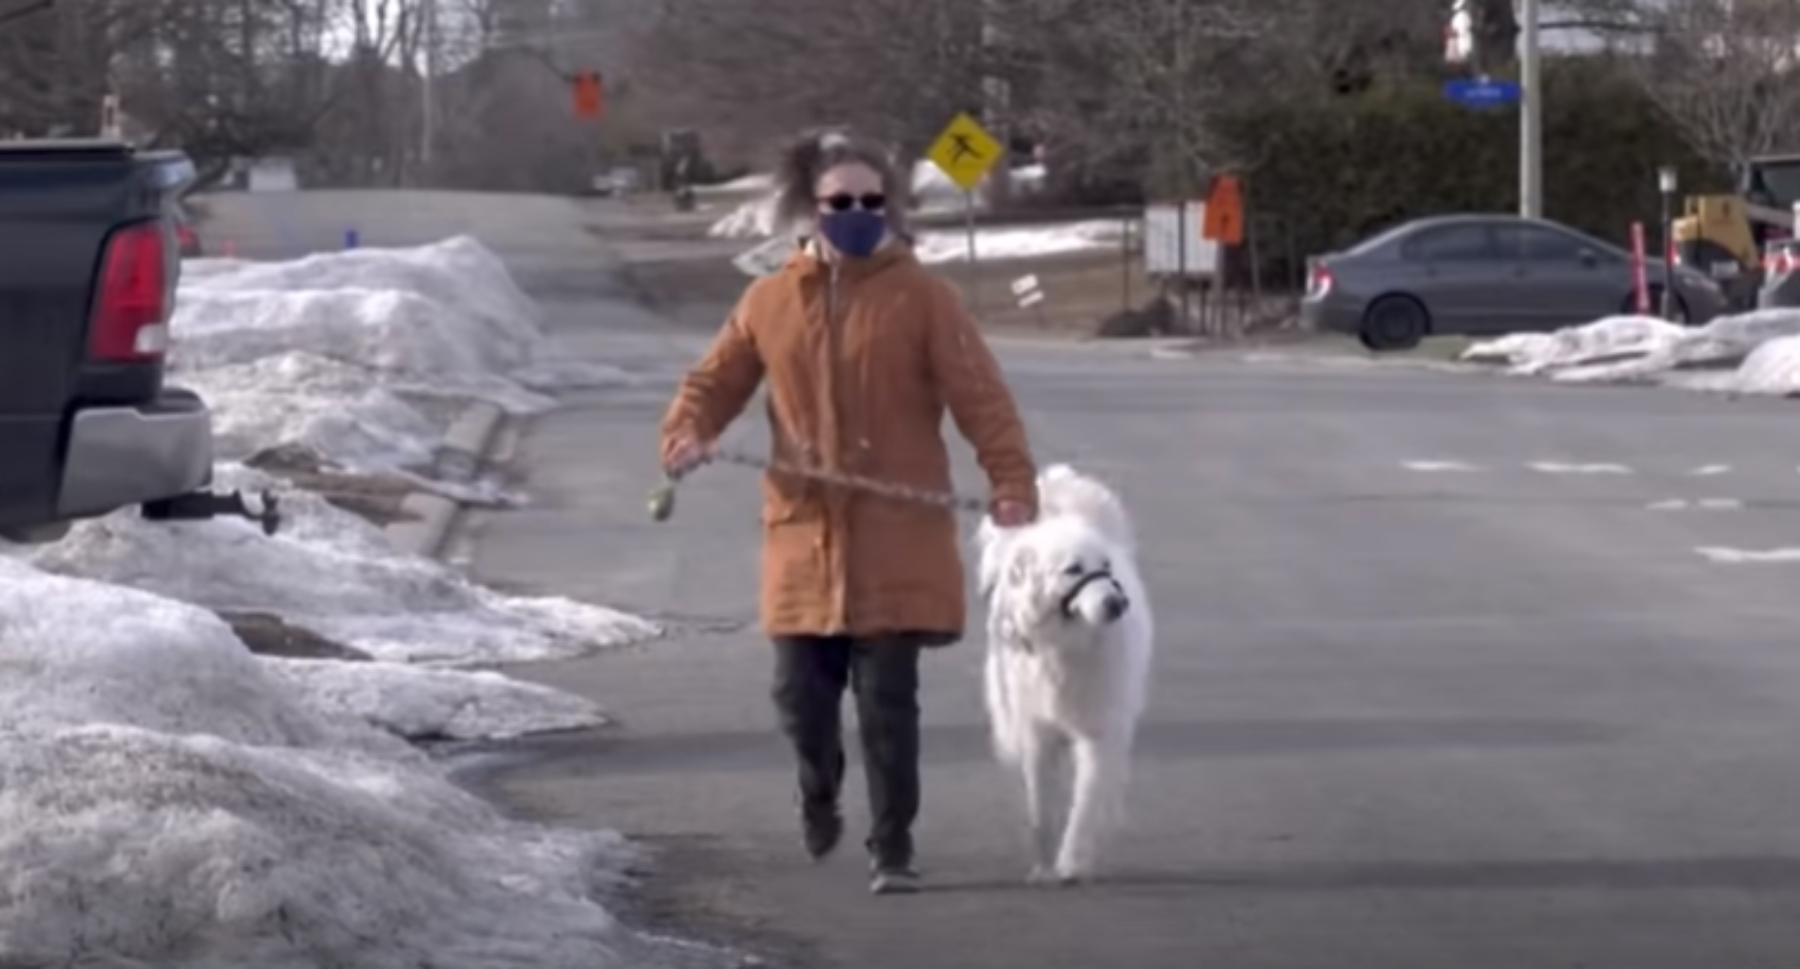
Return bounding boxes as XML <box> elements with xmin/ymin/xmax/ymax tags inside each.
<box><xmin>1104</xmin><ymin>597</ymin><xmax>1127</xmax><ymax>621</ymax></box>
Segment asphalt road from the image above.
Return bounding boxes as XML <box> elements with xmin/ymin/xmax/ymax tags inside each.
<box><xmin>207</xmin><ymin>192</ymin><xmax>1800</xmax><ymax>967</ymax></box>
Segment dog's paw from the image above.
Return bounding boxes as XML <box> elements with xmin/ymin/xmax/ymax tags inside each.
<box><xmin>1051</xmin><ymin>862</ymin><xmax>1094</xmax><ymax>886</ymax></box>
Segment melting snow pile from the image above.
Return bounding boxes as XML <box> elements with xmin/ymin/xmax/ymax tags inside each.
<box><xmin>696</xmin><ymin>171</ymin><xmax>775</xmax><ymax>195</ymax></box>
<box><xmin>913</xmin><ymin>219</ymin><xmax>1121</xmax><ymax>264</ymax></box>
<box><xmin>21</xmin><ymin>463</ymin><xmax>660</xmax><ymax>667</ymax></box>
<box><xmin>1462</xmin><ymin>309</ymin><xmax>1800</xmax><ymax>395</ymax></box>
<box><xmin>264</xmin><ymin>659</ymin><xmax>604</xmax><ymax>741</ymax></box>
<box><xmin>171</xmin><ymin>237</ymin><xmax>629</xmax><ymax>473</ymax></box>
<box><xmin>707</xmin><ymin>193</ymin><xmax>781</xmax><ymax>239</ymax></box>
<box><xmin>0</xmin><ymin>558</ymin><xmax>718</xmax><ymax>969</ymax></box>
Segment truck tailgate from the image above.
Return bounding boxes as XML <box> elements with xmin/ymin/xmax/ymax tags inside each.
<box><xmin>0</xmin><ymin>141</ymin><xmax>191</xmax><ymax>529</ymax></box>
<box><xmin>0</xmin><ymin>140</ymin><xmax>187</xmax><ymax>415</ymax></box>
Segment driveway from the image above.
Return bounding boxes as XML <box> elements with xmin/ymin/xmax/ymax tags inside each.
<box><xmin>460</xmin><ymin>209</ymin><xmax>1800</xmax><ymax>968</ymax></box>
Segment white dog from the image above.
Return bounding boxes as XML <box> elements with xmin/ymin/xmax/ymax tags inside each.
<box><xmin>975</xmin><ymin>463</ymin><xmax>1153</xmax><ymax>885</ymax></box>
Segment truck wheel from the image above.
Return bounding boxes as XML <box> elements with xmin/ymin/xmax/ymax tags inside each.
<box><xmin>1359</xmin><ymin>296</ymin><xmax>1429</xmax><ymax>352</ymax></box>
<box><xmin>0</xmin><ymin>521</ymin><xmax>70</xmax><ymax>545</ymax></box>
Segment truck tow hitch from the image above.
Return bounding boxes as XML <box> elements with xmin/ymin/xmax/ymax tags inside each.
<box><xmin>142</xmin><ymin>489</ymin><xmax>282</xmax><ymax>536</ymax></box>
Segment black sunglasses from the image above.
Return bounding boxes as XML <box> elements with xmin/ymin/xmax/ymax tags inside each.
<box><xmin>820</xmin><ymin>192</ymin><xmax>887</xmax><ymax>212</ymax></box>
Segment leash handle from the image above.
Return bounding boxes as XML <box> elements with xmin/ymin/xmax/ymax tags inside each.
<box><xmin>647</xmin><ymin>476</ymin><xmax>678</xmax><ymax>522</ymax></box>
<box><xmin>648</xmin><ymin>443</ymin><xmax>711</xmax><ymax>522</ymax></box>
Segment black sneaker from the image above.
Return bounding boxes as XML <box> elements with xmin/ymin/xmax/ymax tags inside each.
<box><xmin>802</xmin><ymin>805</ymin><xmax>844</xmax><ymax>861</ymax></box>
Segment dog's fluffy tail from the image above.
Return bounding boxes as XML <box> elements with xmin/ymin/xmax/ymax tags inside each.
<box><xmin>1036</xmin><ymin>463</ymin><xmax>1135</xmax><ymax>551</ymax></box>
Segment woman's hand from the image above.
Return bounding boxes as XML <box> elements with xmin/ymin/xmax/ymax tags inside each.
<box><xmin>662</xmin><ymin>434</ymin><xmax>713</xmax><ymax>476</ymax></box>
<box><xmin>991</xmin><ymin>499</ymin><xmax>1034</xmax><ymax>528</ymax></box>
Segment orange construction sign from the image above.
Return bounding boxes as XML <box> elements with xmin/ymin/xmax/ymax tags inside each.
<box><xmin>1202</xmin><ymin>174</ymin><xmax>1243</xmax><ymax>245</ymax></box>
<box><xmin>572</xmin><ymin>71</ymin><xmax>604</xmax><ymax>119</ymax></box>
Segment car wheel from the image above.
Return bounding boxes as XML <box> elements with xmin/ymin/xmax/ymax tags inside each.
<box><xmin>1358</xmin><ymin>295</ymin><xmax>1429</xmax><ymax>352</ymax></box>
<box><xmin>1626</xmin><ymin>288</ymin><xmax>1690</xmax><ymax>325</ymax></box>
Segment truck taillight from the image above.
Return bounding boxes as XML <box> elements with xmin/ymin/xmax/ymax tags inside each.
<box><xmin>88</xmin><ymin>221</ymin><xmax>170</xmax><ymax>361</ymax></box>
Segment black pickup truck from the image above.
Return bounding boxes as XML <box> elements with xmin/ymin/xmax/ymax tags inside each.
<box><xmin>0</xmin><ymin>139</ymin><xmax>275</xmax><ymax>543</ymax></box>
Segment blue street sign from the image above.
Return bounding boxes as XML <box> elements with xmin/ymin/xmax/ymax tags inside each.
<box><xmin>1443</xmin><ymin>77</ymin><xmax>1521</xmax><ymax>109</ymax></box>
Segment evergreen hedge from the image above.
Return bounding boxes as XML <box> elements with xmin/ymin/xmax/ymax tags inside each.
<box><xmin>1212</xmin><ymin>57</ymin><xmax>1721</xmax><ymax>281</ymax></box>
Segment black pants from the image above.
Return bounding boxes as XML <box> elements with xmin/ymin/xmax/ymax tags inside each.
<box><xmin>772</xmin><ymin>635</ymin><xmax>923</xmax><ymax>867</ymax></box>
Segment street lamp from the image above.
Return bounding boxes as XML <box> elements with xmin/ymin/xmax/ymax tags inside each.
<box><xmin>1658</xmin><ymin>165</ymin><xmax>1678</xmax><ymax>321</ymax></box>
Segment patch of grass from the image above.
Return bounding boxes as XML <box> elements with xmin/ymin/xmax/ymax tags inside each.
<box><xmin>1290</xmin><ymin>333</ymin><xmax>1479</xmax><ymax>361</ymax></box>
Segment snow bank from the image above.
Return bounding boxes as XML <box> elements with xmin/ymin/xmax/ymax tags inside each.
<box><xmin>264</xmin><ymin>658</ymin><xmax>606</xmax><ymax>741</ymax></box>
<box><xmin>171</xmin><ymin>237</ymin><xmax>629</xmax><ymax>472</ymax></box>
<box><xmin>910</xmin><ymin>159</ymin><xmax>967</xmax><ymax>212</ymax></box>
<box><xmin>1461</xmin><ymin>308</ymin><xmax>1800</xmax><ymax>395</ymax></box>
<box><xmin>181</xmin><ymin>353</ymin><xmax>445</xmax><ymax>471</ymax></box>
<box><xmin>0</xmin><ymin>557</ymin><xmax>711</xmax><ymax>969</ymax></box>
<box><xmin>1460</xmin><ymin>315</ymin><xmax>1687</xmax><ymax>375</ymax></box>
<box><xmin>698</xmin><ymin>172</ymin><xmax>775</xmax><ymax>194</ymax></box>
<box><xmin>1716</xmin><ymin>334</ymin><xmax>1800</xmax><ymax>395</ymax></box>
<box><xmin>914</xmin><ymin>219</ymin><xmax>1123</xmax><ymax>264</ymax></box>
<box><xmin>706</xmin><ymin>193</ymin><xmax>782</xmax><ymax>238</ymax></box>
<box><xmin>23</xmin><ymin>464</ymin><xmax>661</xmax><ymax>666</ymax></box>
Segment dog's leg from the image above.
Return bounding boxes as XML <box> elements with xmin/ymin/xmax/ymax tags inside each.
<box><xmin>1021</xmin><ymin>727</ymin><xmax>1065</xmax><ymax>884</ymax></box>
<box><xmin>1054</xmin><ymin>736</ymin><xmax>1123</xmax><ymax>884</ymax></box>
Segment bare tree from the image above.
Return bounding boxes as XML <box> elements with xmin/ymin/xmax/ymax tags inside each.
<box><xmin>633</xmin><ymin>0</ymin><xmax>988</xmax><ymax>162</ymax></box>
<box><xmin>1618</xmin><ymin>0</ymin><xmax>1800</xmax><ymax>166</ymax></box>
<box><xmin>992</xmin><ymin>0</ymin><xmax>1442</xmax><ymax>197</ymax></box>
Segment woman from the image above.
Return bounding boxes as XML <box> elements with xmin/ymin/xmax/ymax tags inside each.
<box><xmin>659</xmin><ymin>131</ymin><xmax>1038</xmax><ymax>895</ymax></box>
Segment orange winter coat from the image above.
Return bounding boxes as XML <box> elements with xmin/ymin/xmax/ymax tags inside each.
<box><xmin>659</xmin><ymin>242</ymin><xmax>1037</xmax><ymax>642</ymax></box>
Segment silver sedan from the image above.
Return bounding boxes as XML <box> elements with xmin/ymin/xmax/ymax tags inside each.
<box><xmin>1300</xmin><ymin>214</ymin><xmax>1729</xmax><ymax>351</ymax></box>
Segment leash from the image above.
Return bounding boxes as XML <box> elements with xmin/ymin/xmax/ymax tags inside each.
<box><xmin>648</xmin><ymin>445</ymin><xmax>989</xmax><ymax>521</ymax></box>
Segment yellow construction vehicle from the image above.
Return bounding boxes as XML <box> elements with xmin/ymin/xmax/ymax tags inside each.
<box><xmin>1673</xmin><ymin>153</ymin><xmax>1800</xmax><ymax>308</ymax></box>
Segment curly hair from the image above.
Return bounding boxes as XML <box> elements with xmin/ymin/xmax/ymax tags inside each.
<box><xmin>772</xmin><ymin>128</ymin><xmax>912</xmax><ymax>241</ymax></box>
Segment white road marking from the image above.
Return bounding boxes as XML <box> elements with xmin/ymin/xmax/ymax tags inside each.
<box><xmin>1696</xmin><ymin>546</ymin><xmax>1800</xmax><ymax>564</ymax></box>
<box><xmin>1401</xmin><ymin>460</ymin><xmax>1481</xmax><ymax>472</ymax></box>
<box><xmin>1527</xmin><ymin>461</ymin><xmax>1633</xmax><ymax>475</ymax></box>
<box><xmin>1690</xmin><ymin>464</ymin><xmax>1733</xmax><ymax>476</ymax></box>
<box><xmin>1646</xmin><ymin>498</ymin><xmax>1745</xmax><ymax>511</ymax></box>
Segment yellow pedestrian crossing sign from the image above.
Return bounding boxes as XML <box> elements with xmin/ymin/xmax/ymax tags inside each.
<box><xmin>927</xmin><ymin>112</ymin><xmax>1003</xmax><ymax>192</ymax></box>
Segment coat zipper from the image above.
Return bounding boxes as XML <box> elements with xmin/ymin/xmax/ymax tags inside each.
<box><xmin>824</xmin><ymin>259</ymin><xmax>849</xmax><ymax>632</ymax></box>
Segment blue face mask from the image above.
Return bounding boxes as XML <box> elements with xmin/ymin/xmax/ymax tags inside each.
<box><xmin>818</xmin><ymin>209</ymin><xmax>886</xmax><ymax>258</ymax></box>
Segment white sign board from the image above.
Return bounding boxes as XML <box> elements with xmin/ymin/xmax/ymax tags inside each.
<box><xmin>1142</xmin><ymin>201</ymin><xmax>1218</xmax><ymax>277</ymax></box>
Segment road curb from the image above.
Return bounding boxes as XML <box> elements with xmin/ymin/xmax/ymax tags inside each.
<box><xmin>385</xmin><ymin>491</ymin><xmax>462</xmax><ymax>558</ymax></box>
<box><xmin>436</xmin><ymin>401</ymin><xmax>506</xmax><ymax>483</ymax></box>
<box><xmin>384</xmin><ymin>400</ymin><xmax>509</xmax><ymax>559</ymax></box>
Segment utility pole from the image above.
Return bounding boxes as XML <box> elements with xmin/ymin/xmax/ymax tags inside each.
<box><xmin>1519</xmin><ymin>0</ymin><xmax>1542</xmax><ymax>218</ymax></box>
<box><xmin>421</xmin><ymin>0</ymin><xmax>437</xmax><ymax>170</ymax></box>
